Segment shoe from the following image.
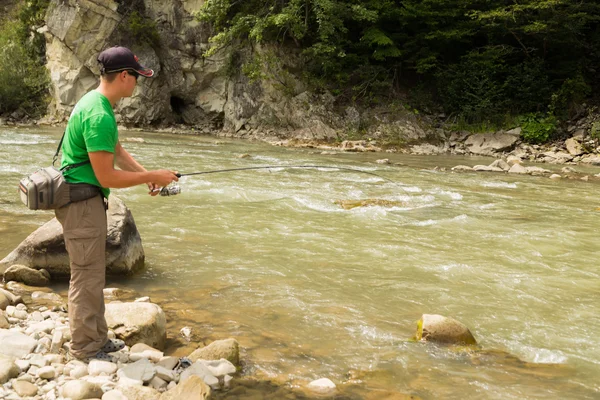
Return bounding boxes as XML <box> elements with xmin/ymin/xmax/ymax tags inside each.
<box><xmin>101</xmin><ymin>338</ymin><xmax>125</xmax><ymax>353</ymax></box>
<box><xmin>84</xmin><ymin>351</ymin><xmax>117</xmax><ymax>363</ymax></box>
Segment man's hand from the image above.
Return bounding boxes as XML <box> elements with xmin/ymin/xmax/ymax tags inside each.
<box><xmin>148</xmin><ymin>182</ymin><xmax>159</xmax><ymax>196</ymax></box>
<box><xmin>150</xmin><ymin>170</ymin><xmax>179</xmax><ymax>187</ymax></box>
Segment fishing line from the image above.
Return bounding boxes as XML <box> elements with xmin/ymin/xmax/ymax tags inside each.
<box><xmin>175</xmin><ymin>165</ymin><xmax>400</xmax><ymax>185</ymax></box>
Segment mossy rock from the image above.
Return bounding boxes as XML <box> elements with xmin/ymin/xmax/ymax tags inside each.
<box><xmin>414</xmin><ymin>314</ymin><xmax>477</xmax><ymax>345</ymax></box>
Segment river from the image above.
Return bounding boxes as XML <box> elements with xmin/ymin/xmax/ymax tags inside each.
<box><xmin>1</xmin><ymin>126</ymin><xmax>599</xmax><ymax>399</ymax></box>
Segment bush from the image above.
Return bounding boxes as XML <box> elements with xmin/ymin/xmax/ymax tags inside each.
<box><xmin>519</xmin><ymin>113</ymin><xmax>557</xmax><ymax>144</ymax></box>
<box><xmin>0</xmin><ymin>18</ymin><xmax>49</xmax><ymax>116</ymax></box>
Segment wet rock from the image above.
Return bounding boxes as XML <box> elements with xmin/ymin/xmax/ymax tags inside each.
<box><xmin>160</xmin><ymin>375</ymin><xmax>211</xmax><ymax>400</ymax></box>
<box><xmin>0</xmin><ymin>196</ymin><xmax>144</xmax><ymax>277</ymax></box>
<box><xmin>473</xmin><ymin>165</ymin><xmax>504</xmax><ymax>172</ymax></box>
<box><xmin>489</xmin><ymin>159</ymin><xmax>510</xmax><ymax>171</ymax></box>
<box><xmin>415</xmin><ymin>314</ymin><xmax>477</xmax><ymax>345</ymax></box>
<box><xmin>308</xmin><ymin>378</ymin><xmax>337</xmax><ymax>394</ymax></box>
<box><xmin>506</xmin><ymin>155</ymin><xmax>523</xmax><ymax>166</ymax></box>
<box><xmin>451</xmin><ymin>165</ymin><xmax>473</xmax><ymax>171</ymax></box>
<box><xmin>179</xmin><ymin>361</ymin><xmax>219</xmax><ymax>389</ymax></box>
<box><xmin>3</xmin><ymin>265</ymin><xmax>50</xmax><ymax>286</ymax></box>
<box><xmin>508</xmin><ymin>164</ymin><xmax>527</xmax><ymax>174</ymax></box>
<box><xmin>188</xmin><ymin>338</ymin><xmax>240</xmax><ymax>366</ymax></box>
<box><xmin>0</xmin><ymin>355</ymin><xmax>19</xmax><ymax>384</ymax></box>
<box><xmin>195</xmin><ymin>359</ymin><xmax>236</xmax><ymax>377</ymax></box>
<box><xmin>525</xmin><ymin>166</ymin><xmax>551</xmax><ymax>175</ymax></box>
<box><xmin>549</xmin><ymin>174</ymin><xmax>562</xmax><ymax>180</ymax></box>
<box><xmin>105</xmin><ymin>302</ymin><xmax>166</xmax><ymax>349</ymax></box>
<box><xmin>60</xmin><ymin>380</ymin><xmax>103</xmax><ymax>400</ymax></box>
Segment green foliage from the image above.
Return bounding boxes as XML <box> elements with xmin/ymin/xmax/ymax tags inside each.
<box><xmin>0</xmin><ymin>5</ymin><xmax>50</xmax><ymax>117</ymax></box>
<box><xmin>519</xmin><ymin>113</ymin><xmax>557</xmax><ymax>144</ymax></box>
<box><xmin>122</xmin><ymin>11</ymin><xmax>160</xmax><ymax>47</ymax></box>
<box><xmin>197</xmin><ymin>0</ymin><xmax>600</xmax><ymax>122</ymax></box>
<box><xmin>591</xmin><ymin>121</ymin><xmax>600</xmax><ymax>142</ymax></box>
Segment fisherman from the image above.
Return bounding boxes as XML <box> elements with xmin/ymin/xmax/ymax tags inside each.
<box><xmin>55</xmin><ymin>46</ymin><xmax>178</xmax><ymax>361</ymax></box>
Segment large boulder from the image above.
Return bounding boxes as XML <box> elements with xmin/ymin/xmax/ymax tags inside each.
<box><xmin>414</xmin><ymin>314</ymin><xmax>477</xmax><ymax>345</ymax></box>
<box><xmin>105</xmin><ymin>302</ymin><xmax>167</xmax><ymax>350</ymax></box>
<box><xmin>464</xmin><ymin>132</ymin><xmax>519</xmax><ymax>155</ymax></box>
<box><xmin>0</xmin><ymin>196</ymin><xmax>144</xmax><ymax>279</ymax></box>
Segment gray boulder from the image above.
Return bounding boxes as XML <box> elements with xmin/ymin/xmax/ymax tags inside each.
<box><xmin>105</xmin><ymin>302</ymin><xmax>166</xmax><ymax>350</ymax></box>
<box><xmin>0</xmin><ymin>196</ymin><xmax>144</xmax><ymax>278</ymax></box>
<box><xmin>414</xmin><ymin>314</ymin><xmax>477</xmax><ymax>345</ymax></box>
<box><xmin>3</xmin><ymin>265</ymin><xmax>50</xmax><ymax>286</ymax></box>
<box><xmin>465</xmin><ymin>132</ymin><xmax>519</xmax><ymax>155</ymax></box>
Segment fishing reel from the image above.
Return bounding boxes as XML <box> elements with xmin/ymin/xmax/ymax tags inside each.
<box><xmin>158</xmin><ymin>185</ymin><xmax>181</xmax><ymax>196</ymax></box>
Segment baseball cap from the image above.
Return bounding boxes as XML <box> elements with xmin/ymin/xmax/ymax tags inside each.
<box><xmin>97</xmin><ymin>46</ymin><xmax>154</xmax><ymax>77</ymax></box>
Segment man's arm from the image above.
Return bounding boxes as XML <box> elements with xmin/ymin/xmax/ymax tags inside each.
<box><xmin>89</xmin><ymin>151</ymin><xmax>177</xmax><ymax>188</ymax></box>
<box><xmin>115</xmin><ymin>141</ymin><xmax>146</xmax><ymax>172</ymax></box>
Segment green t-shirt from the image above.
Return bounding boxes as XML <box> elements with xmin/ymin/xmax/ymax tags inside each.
<box><xmin>61</xmin><ymin>90</ymin><xmax>118</xmax><ymax>198</ymax></box>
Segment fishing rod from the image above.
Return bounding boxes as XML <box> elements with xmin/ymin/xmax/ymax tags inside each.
<box><xmin>156</xmin><ymin>164</ymin><xmax>399</xmax><ymax>196</ymax></box>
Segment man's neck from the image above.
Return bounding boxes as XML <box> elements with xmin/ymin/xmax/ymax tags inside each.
<box><xmin>96</xmin><ymin>81</ymin><xmax>121</xmax><ymax>107</ymax></box>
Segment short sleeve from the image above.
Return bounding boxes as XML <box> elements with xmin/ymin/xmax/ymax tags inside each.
<box><xmin>82</xmin><ymin>113</ymin><xmax>117</xmax><ymax>153</ymax></box>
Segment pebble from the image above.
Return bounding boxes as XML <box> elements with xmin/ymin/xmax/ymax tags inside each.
<box><xmin>88</xmin><ymin>360</ymin><xmax>118</xmax><ymax>376</ymax></box>
<box><xmin>37</xmin><ymin>365</ymin><xmax>56</xmax><ymax>379</ymax></box>
<box><xmin>12</xmin><ymin>380</ymin><xmax>38</xmax><ymax>397</ymax></box>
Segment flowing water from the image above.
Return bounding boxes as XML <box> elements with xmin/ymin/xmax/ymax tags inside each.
<box><xmin>1</xmin><ymin>126</ymin><xmax>599</xmax><ymax>399</ymax></box>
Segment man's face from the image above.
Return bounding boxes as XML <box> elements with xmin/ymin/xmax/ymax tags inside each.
<box><xmin>123</xmin><ymin>70</ymin><xmax>139</xmax><ymax>97</ymax></box>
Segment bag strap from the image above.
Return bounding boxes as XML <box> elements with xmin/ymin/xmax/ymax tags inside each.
<box><xmin>53</xmin><ymin>130</ymin><xmax>91</xmax><ymax>172</ymax></box>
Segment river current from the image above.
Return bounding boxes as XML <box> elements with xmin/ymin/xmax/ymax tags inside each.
<box><xmin>1</xmin><ymin>126</ymin><xmax>599</xmax><ymax>399</ymax></box>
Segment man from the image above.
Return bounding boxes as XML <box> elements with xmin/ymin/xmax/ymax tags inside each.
<box><xmin>55</xmin><ymin>46</ymin><xmax>178</xmax><ymax>361</ymax></box>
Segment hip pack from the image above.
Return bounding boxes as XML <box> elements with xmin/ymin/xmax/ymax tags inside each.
<box><xmin>18</xmin><ymin>131</ymin><xmax>99</xmax><ymax>210</ymax></box>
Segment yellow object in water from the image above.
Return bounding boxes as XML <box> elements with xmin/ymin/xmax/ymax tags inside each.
<box><xmin>334</xmin><ymin>199</ymin><xmax>406</xmax><ymax>210</ymax></box>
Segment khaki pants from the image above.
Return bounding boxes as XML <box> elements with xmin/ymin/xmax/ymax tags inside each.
<box><xmin>55</xmin><ymin>195</ymin><xmax>108</xmax><ymax>359</ymax></box>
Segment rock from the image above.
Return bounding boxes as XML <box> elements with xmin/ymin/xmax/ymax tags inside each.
<box><xmin>464</xmin><ymin>132</ymin><xmax>519</xmax><ymax>155</ymax></box>
<box><xmin>506</xmin><ymin>155</ymin><xmax>523</xmax><ymax>166</ymax></box>
<box><xmin>157</xmin><ymin>357</ymin><xmax>179</xmax><ymax>370</ymax></box>
<box><xmin>525</xmin><ymin>166</ymin><xmax>551</xmax><ymax>175</ymax></box>
<box><xmin>60</xmin><ymin>380</ymin><xmax>103</xmax><ymax>400</ymax></box>
<box><xmin>0</xmin><ymin>196</ymin><xmax>144</xmax><ymax>277</ymax></box>
<box><xmin>37</xmin><ymin>366</ymin><xmax>56</xmax><ymax>379</ymax></box>
<box><xmin>188</xmin><ymin>338</ymin><xmax>240</xmax><ymax>366</ymax></box>
<box><xmin>102</xmin><ymin>389</ymin><xmax>128</xmax><ymax>400</ymax></box>
<box><xmin>506</xmin><ymin>127</ymin><xmax>521</xmax><ymax>136</ymax></box>
<box><xmin>0</xmin><ymin>288</ymin><xmax>22</xmax><ymax>306</ymax></box>
<box><xmin>561</xmin><ymin>166</ymin><xmax>577</xmax><ymax>173</ymax></box>
<box><xmin>117</xmin><ymin>385</ymin><xmax>161</xmax><ymax>400</ymax></box>
<box><xmin>71</xmin><ymin>365</ymin><xmax>89</xmax><ymax>379</ymax></box>
<box><xmin>508</xmin><ymin>164</ymin><xmax>527</xmax><ymax>174</ymax></box>
<box><xmin>549</xmin><ymin>174</ymin><xmax>562</xmax><ymax>180</ymax></box>
<box><xmin>179</xmin><ymin>362</ymin><xmax>219</xmax><ymax>389</ymax></box>
<box><xmin>581</xmin><ymin>175</ymin><xmax>589</xmax><ymax>181</ymax></box>
<box><xmin>31</xmin><ymin>291</ymin><xmax>63</xmax><ymax>302</ymax></box>
<box><xmin>3</xmin><ymin>265</ymin><xmax>51</xmax><ymax>286</ymax></box>
<box><xmin>451</xmin><ymin>165</ymin><xmax>473</xmax><ymax>171</ymax></box>
<box><xmin>0</xmin><ymin>330</ymin><xmax>38</xmax><ymax>358</ymax></box>
<box><xmin>0</xmin><ymin>312</ymin><xmax>8</xmax><ymax>329</ymax></box>
<box><xmin>489</xmin><ymin>159</ymin><xmax>510</xmax><ymax>171</ymax></box>
<box><xmin>160</xmin><ymin>375</ymin><xmax>211</xmax><ymax>400</ymax></box>
<box><xmin>154</xmin><ymin>365</ymin><xmax>175</xmax><ymax>382</ymax></box>
<box><xmin>13</xmin><ymin>380</ymin><xmax>38</xmax><ymax>397</ymax></box>
<box><xmin>195</xmin><ymin>359</ymin><xmax>236</xmax><ymax>377</ymax></box>
<box><xmin>565</xmin><ymin>138</ymin><xmax>584</xmax><ymax>156</ymax></box>
<box><xmin>149</xmin><ymin>376</ymin><xmax>168</xmax><ymax>390</ymax></box>
<box><xmin>119</xmin><ymin>358</ymin><xmax>155</xmax><ymax>383</ymax></box>
<box><xmin>0</xmin><ymin>355</ymin><xmax>19</xmax><ymax>384</ymax></box>
<box><xmin>0</xmin><ymin>292</ymin><xmax>9</xmax><ymax>311</ymax></box>
<box><xmin>308</xmin><ymin>378</ymin><xmax>337</xmax><ymax>394</ymax></box>
<box><xmin>473</xmin><ymin>165</ymin><xmax>504</xmax><ymax>172</ymax></box>
<box><xmin>105</xmin><ymin>302</ymin><xmax>166</xmax><ymax>349</ymax></box>
<box><xmin>88</xmin><ymin>360</ymin><xmax>118</xmax><ymax>376</ymax></box>
<box><xmin>414</xmin><ymin>314</ymin><xmax>477</xmax><ymax>345</ymax></box>
<box><xmin>50</xmin><ymin>329</ymin><xmax>65</xmax><ymax>353</ymax></box>
<box><xmin>375</xmin><ymin>158</ymin><xmax>390</xmax><ymax>164</ymax></box>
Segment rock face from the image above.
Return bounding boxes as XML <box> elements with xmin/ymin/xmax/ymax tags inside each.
<box><xmin>105</xmin><ymin>302</ymin><xmax>167</xmax><ymax>350</ymax></box>
<box><xmin>0</xmin><ymin>196</ymin><xmax>144</xmax><ymax>278</ymax></box>
<box><xmin>415</xmin><ymin>314</ymin><xmax>477</xmax><ymax>345</ymax></box>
